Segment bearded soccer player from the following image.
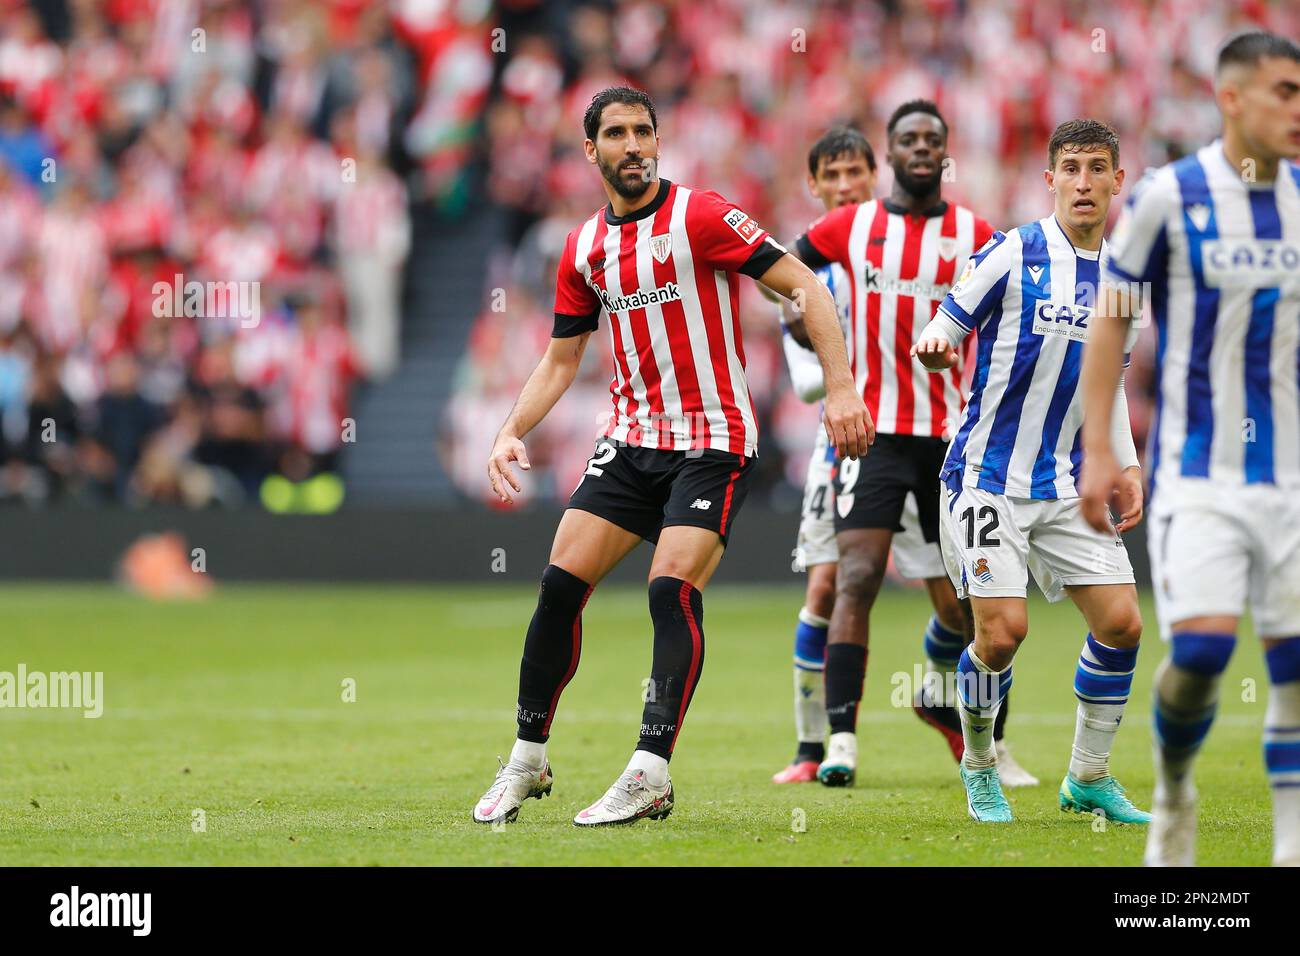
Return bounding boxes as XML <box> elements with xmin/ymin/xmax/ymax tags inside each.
<box><xmin>790</xmin><ymin>101</ymin><xmax>1005</xmax><ymax>787</ymax></box>
<box><xmin>916</xmin><ymin>120</ymin><xmax>1149</xmax><ymax>824</ymax></box>
<box><xmin>1079</xmin><ymin>32</ymin><xmax>1300</xmax><ymax>865</ymax></box>
<box><xmin>472</xmin><ymin>87</ymin><xmax>871</xmax><ymax>826</ymax></box>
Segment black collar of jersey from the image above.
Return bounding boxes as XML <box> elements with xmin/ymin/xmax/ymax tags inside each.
<box><xmin>604</xmin><ymin>179</ymin><xmax>672</xmax><ymax>225</ymax></box>
<box><xmin>882</xmin><ymin>198</ymin><xmax>948</xmax><ymax>218</ymax></box>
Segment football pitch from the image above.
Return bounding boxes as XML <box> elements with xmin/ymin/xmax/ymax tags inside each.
<box><xmin>0</xmin><ymin>583</ymin><xmax>1273</xmax><ymax>866</ymax></box>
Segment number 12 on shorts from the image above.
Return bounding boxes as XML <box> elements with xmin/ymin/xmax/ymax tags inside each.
<box><xmin>959</xmin><ymin>505</ymin><xmax>1001</xmax><ymax>548</ymax></box>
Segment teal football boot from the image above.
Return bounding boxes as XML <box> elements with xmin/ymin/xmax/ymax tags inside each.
<box><xmin>1059</xmin><ymin>774</ymin><xmax>1151</xmax><ymax>824</ymax></box>
<box><xmin>960</xmin><ymin>765</ymin><xmax>1012</xmax><ymax>822</ymax></box>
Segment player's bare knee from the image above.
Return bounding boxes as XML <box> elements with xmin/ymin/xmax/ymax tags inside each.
<box><xmin>982</xmin><ymin>629</ymin><xmax>1023</xmax><ymax>667</ymax></box>
<box><xmin>835</xmin><ymin>551</ymin><xmax>885</xmax><ymax>608</ymax></box>
<box><xmin>974</xmin><ymin>609</ymin><xmax>1025</xmax><ymax>667</ymax></box>
<box><xmin>806</xmin><ymin>569</ymin><xmax>837</xmax><ymax>619</ymax></box>
<box><xmin>1098</xmin><ymin>604</ymin><xmax>1143</xmax><ymax>649</ymax></box>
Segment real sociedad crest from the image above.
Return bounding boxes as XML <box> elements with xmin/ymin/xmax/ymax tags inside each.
<box><xmin>650</xmin><ymin>233</ymin><xmax>672</xmax><ymax>264</ymax></box>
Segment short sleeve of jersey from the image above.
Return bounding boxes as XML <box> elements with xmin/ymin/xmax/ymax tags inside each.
<box><xmin>794</xmin><ymin>204</ymin><xmax>855</xmax><ymax>271</ymax></box>
<box><xmin>687</xmin><ymin>189</ymin><xmax>786</xmax><ymax>278</ymax></box>
<box><xmin>1105</xmin><ymin>170</ymin><xmax>1174</xmax><ymax>285</ymax></box>
<box><xmin>552</xmin><ymin>228</ymin><xmax>601</xmax><ymax>338</ymax></box>
<box><xmin>938</xmin><ymin>231</ymin><xmax>1013</xmax><ymax>331</ymax></box>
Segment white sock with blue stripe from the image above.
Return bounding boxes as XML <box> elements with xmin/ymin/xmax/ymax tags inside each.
<box><xmin>1264</xmin><ymin>639</ymin><xmax>1300</xmax><ymax>865</ymax></box>
<box><xmin>957</xmin><ymin>645</ymin><xmax>1010</xmax><ymax>771</ymax></box>
<box><xmin>1069</xmin><ymin>633</ymin><xmax>1138</xmax><ymax>783</ymax></box>
<box><xmin>793</xmin><ymin>607</ymin><xmax>829</xmax><ymax>757</ymax></box>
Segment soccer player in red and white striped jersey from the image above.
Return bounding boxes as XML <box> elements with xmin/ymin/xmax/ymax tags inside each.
<box><xmin>472</xmin><ymin>87</ymin><xmax>871</xmax><ymax>827</ymax></box>
<box><xmin>790</xmin><ymin>101</ymin><xmax>1005</xmax><ymax>787</ymax></box>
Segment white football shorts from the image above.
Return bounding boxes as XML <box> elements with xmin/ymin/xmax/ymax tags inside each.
<box><xmin>940</xmin><ymin>483</ymin><xmax>1135</xmax><ymax>602</ymax></box>
<box><xmin>1148</xmin><ymin>477</ymin><xmax>1300</xmax><ymax>639</ymax></box>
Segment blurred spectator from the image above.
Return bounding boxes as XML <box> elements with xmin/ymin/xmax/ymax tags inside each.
<box><xmin>334</xmin><ymin>150</ymin><xmax>410</xmax><ymax>379</ymax></box>
<box><xmin>1</xmin><ymin>0</ymin><xmax>421</xmax><ymax>508</ymax></box>
<box><xmin>85</xmin><ymin>351</ymin><xmax>164</xmax><ymax>501</ymax></box>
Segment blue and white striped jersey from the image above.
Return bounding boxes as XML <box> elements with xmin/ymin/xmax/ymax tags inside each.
<box><xmin>938</xmin><ymin>216</ymin><xmax>1124</xmax><ymax>499</ymax></box>
<box><xmin>1105</xmin><ymin>141</ymin><xmax>1300</xmax><ymax>491</ymax></box>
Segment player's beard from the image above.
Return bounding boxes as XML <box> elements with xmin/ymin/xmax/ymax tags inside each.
<box><xmin>598</xmin><ymin>154</ymin><xmax>655</xmax><ymax>200</ymax></box>
<box><xmin>892</xmin><ymin>162</ymin><xmax>942</xmax><ymax>199</ymax></box>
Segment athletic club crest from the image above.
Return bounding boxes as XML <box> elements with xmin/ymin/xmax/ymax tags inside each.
<box><xmin>650</xmin><ymin>233</ymin><xmax>673</xmax><ymax>264</ymax></box>
<box><xmin>937</xmin><ymin>236</ymin><xmax>957</xmax><ymax>260</ymax></box>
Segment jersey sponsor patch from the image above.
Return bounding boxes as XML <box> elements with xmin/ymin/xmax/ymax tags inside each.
<box><xmin>723</xmin><ymin>208</ymin><xmax>761</xmax><ymax>244</ymax></box>
<box><xmin>595</xmin><ymin>281</ymin><xmax>683</xmax><ymax>314</ymax></box>
<box><xmin>1032</xmin><ymin>301</ymin><xmax>1092</xmax><ymax>342</ymax></box>
<box><xmin>1201</xmin><ymin>239</ymin><xmax>1300</xmax><ymax>287</ymax></box>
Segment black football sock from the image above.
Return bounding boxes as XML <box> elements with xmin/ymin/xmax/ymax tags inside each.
<box><xmin>638</xmin><ymin>576</ymin><xmax>706</xmax><ymax>761</ymax></box>
<box><xmin>796</xmin><ymin>741</ymin><xmax>826</xmax><ymax>763</ymax></box>
<box><xmin>994</xmin><ymin>688</ymin><xmax>1010</xmax><ymax>742</ymax></box>
<box><xmin>825</xmin><ymin>643</ymin><xmax>867</xmax><ymax>735</ymax></box>
<box><xmin>516</xmin><ymin>564</ymin><xmax>592</xmax><ymax>743</ymax></box>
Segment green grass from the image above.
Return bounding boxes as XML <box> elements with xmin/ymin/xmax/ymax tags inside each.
<box><xmin>0</xmin><ymin>583</ymin><xmax>1273</xmax><ymax>865</ymax></box>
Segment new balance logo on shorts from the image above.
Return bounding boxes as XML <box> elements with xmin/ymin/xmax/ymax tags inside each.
<box><xmin>690</xmin><ymin>498</ymin><xmax>712</xmax><ymax>510</ymax></box>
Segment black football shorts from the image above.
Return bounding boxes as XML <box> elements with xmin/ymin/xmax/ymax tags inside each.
<box><xmin>832</xmin><ymin>433</ymin><xmax>947</xmax><ymax>542</ymax></box>
<box><xmin>567</xmin><ymin>439</ymin><xmax>754</xmax><ymax>546</ymax></box>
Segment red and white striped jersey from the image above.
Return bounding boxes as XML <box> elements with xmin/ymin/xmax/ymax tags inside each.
<box><xmin>553</xmin><ymin>180</ymin><xmax>785</xmax><ymax>457</ymax></box>
<box><xmin>796</xmin><ymin>199</ymin><xmax>994</xmax><ymax>438</ymax></box>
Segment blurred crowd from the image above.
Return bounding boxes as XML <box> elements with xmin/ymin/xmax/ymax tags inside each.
<box><xmin>445</xmin><ymin>0</ymin><xmax>1298</xmax><ymax>506</ymax></box>
<box><xmin>0</xmin><ymin>0</ymin><xmax>498</xmax><ymax>508</ymax></box>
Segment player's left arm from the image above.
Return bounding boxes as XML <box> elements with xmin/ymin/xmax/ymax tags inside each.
<box><xmin>1079</xmin><ymin>172</ymin><xmax>1170</xmax><ymax>531</ymax></box>
<box><xmin>758</xmin><ymin>251</ymin><xmax>873</xmax><ymax>459</ymax></box>
<box><xmin>1109</xmin><ymin>370</ymin><xmax>1143</xmax><ymax>531</ymax></box>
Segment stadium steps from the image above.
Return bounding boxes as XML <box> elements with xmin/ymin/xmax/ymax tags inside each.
<box><xmin>341</xmin><ymin>200</ymin><xmax>499</xmax><ymax>504</ymax></box>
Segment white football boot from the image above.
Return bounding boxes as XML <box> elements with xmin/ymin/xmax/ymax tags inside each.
<box><xmin>818</xmin><ymin>731</ymin><xmax>857</xmax><ymax>786</ymax></box>
<box><xmin>1144</xmin><ymin>792</ymin><xmax>1197</xmax><ymax>866</ymax></box>
<box><xmin>472</xmin><ymin>757</ymin><xmax>553</xmax><ymax>825</ymax></box>
<box><xmin>995</xmin><ymin>740</ymin><xmax>1040</xmax><ymax>787</ymax></box>
<box><xmin>573</xmin><ymin>769</ymin><xmax>673</xmax><ymax>826</ymax></box>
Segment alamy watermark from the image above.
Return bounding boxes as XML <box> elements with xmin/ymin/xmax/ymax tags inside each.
<box><xmin>152</xmin><ymin>274</ymin><xmax>261</xmax><ymax>328</ymax></box>
<box><xmin>0</xmin><ymin>664</ymin><xmax>103</xmax><ymax>718</ymax></box>
<box><xmin>890</xmin><ymin>663</ymin><xmax>997</xmax><ymax>710</ymax></box>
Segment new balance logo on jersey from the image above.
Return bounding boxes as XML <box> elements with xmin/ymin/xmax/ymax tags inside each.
<box><xmin>689</xmin><ymin>498</ymin><xmax>712</xmax><ymax>510</ymax></box>
<box><xmin>1033</xmin><ymin>301</ymin><xmax>1092</xmax><ymax>342</ymax></box>
<box><xmin>595</xmin><ymin>281</ymin><xmax>683</xmax><ymax>315</ymax></box>
<box><xmin>1202</xmin><ymin>239</ymin><xmax>1300</xmax><ymax>287</ymax></box>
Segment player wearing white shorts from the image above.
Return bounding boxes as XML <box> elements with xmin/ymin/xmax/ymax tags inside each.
<box><xmin>1080</xmin><ymin>33</ymin><xmax>1300</xmax><ymax>866</ymax></box>
<box><xmin>773</xmin><ymin>126</ymin><xmax>1036</xmax><ymax>787</ymax></box>
<box><xmin>915</xmin><ymin>119</ymin><xmax>1150</xmax><ymax>824</ymax></box>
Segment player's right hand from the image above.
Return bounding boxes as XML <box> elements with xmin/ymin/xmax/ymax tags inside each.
<box><xmin>1078</xmin><ymin>446</ymin><xmax>1120</xmax><ymax>533</ymax></box>
<box><xmin>823</xmin><ymin>387</ymin><xmax>873</xmax><ymax>461</ymax></box>
<box><xmin>911</xmin><ymin>337</ymin><xmax>957</xmax><ymax>371</ymax></box>
<box><xmin>488</xmin><ymin>435</ymin><xmax>530</xmax><ymax>504</ymax></box>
